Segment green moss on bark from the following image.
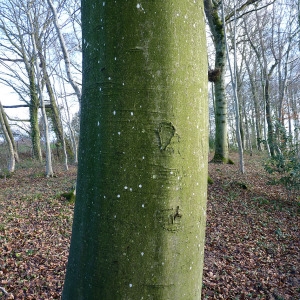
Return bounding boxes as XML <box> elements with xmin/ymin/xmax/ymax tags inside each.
<box><xmin>63</xmin><ymin>2</ymin><xmax>208</xmax><ymax>299</ymax></box>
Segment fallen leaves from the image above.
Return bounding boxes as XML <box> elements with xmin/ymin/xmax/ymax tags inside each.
<box><xmin>202</xmin><ymin>153</ymin><xmax>300</xmax><ymax>299</ymax></box>
<box><xmin>0</xmin><ymin>155</ymin><xmax>299</xmax><ymax>299</ymax></box>
<box><xmin>0</xmin><ymin>165</ymin><xmax>76</xmax><ymax>299</ymax></box>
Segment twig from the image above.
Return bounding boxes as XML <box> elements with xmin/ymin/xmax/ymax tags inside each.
<box><xmin>0</xmin><ymin>287</ymin><xmax>14</xmax><ymax>299</ymax></box>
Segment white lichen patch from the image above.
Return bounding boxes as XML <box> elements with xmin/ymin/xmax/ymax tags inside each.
<box><xmin>136</xmin><ymin>3</ymin><xmax>145</xmax><ymax>12</ymax></box>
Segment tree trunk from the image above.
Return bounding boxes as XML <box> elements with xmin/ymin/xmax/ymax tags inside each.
<box><xmin>0</xmin><ymin>101</ymin><xmax>15</xmax><ymax>173</ymax></box>
<box><xmin>0</xmin><ymin>101</ymin><xmax>19</xmax><ymax>162</ymax></box>
<box><xmin>265</xmin><ymin>62</ymin><xmax>278</xmax><ymax>157</ymax></box>
<box><xmin>245</xmin><ymin>59</ymin><xmax>262</xmax><ymax>151</ymax></box>
<box><xmin>28</xmin><ymin>11</ymin><xmax>54</xmax><ymax>177</ymax></box>
<box><xmin>205</xmin><ymin>0</ymin><xmax>229</xmax><ymax>163</ymax></box>
<box><xmin>36</xmin><ymin>39</ymin><xmax>74</xmax><ymax>160</ymax></box>
<box><xmin>221</xmin><ymin>0</ymin><xmax>244</xmax><ymax>172</ymax></box>
<box><xmin>63</xmin><ymin>2</ymin><xmax>208</xmax><ymax>299</ymax></box>
<box><xmin>28</xmin><ymin>62</ymin><xmax>42</xmax><ymax>162</ymax></box>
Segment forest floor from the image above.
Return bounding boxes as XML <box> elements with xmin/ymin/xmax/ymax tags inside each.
<box><xmin>0</xmin><ymin>152</ymin><xmax>299</xmax><ymax>299</ymax></box>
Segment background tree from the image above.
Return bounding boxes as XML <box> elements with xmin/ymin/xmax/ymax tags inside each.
<box><xmin>204</xmin><ymin>0</ymin><xmax>266</xmax><ymax>163</ymax></box>
<box><xmin>0</xmin><ymin>101</ymin><xmax>15</xmax><ymax>173</ymax></box>
<box><xmin>222</xmin><ymin>0</ymin><xmax>245</xmax><ymax>173</ymax></box>
<box><xmin>63</xmin><ymin>1</ymin><xmax>208</xmax><ymax>299</ymax></box>
<box><xmin>0</xmin><ymin>0</ymin><xmax>81</xmax><ymax>164</ymax></box>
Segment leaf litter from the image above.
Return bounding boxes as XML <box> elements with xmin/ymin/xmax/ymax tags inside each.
<box><xmin>203</xmin><ymin>153</ymin><xmax>299</xmax><ymax>299</ymax></box>
<box><xmin>0</xmin><ymin>154</ymin><xmax>299</xmax><ymax>299</ymax></box>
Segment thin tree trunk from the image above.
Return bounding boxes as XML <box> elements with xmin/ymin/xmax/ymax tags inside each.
<box><xmin>28</xmin><ymin>11</ymin><xmax>53</xmax><ymax>177</ymax></box>
<box><xmin>244</xmin><ymin>102</ymin><xmax>253</xmax><ymax>155</ymax></box>
<box><xmin>265</xmin><ymin>63</ymin><xmax>278</xmax><ymax>157</ymax></box>
<box><xmin>0</xmin><ymin>101</ymin><xmax>15</xmax><ymax>173</ymax></box>
<box><xmin>36</xmin><ymin>38</ymin><xmax>74</xmax><ymax>160</ymax></box>
<box><xmin>222</xmin><ymin>0</ymin><xmax>244</xmax><ymax>173</ymax></box>
<box><xmin>245</xmin><ymin>59</ymin><xmax>262</xmax><ymax>151</ymax></box>
<box><xmin>58</xmin><ymin>62</ymin><xmax>78</xmax><ymax>164</ymax></box>
<box><xmin>0</xmin><ymin>102</ymin><xmax>19</xmax><ymax>162</ymax></box>
<box><xmin>28</xmin><ymin>62</ymin><xmax>43</xmax><ymax>161</ymax></box>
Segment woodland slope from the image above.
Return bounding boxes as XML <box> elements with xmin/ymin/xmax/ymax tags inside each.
<box><xmin>0</xmin><ymin>153</ymin><xmax>299</xmax><ymax>299</ymax></box>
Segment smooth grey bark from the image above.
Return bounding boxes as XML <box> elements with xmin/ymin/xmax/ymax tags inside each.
<box><xmin>63</xmin><ymin>1</ymin><xmax>208</xmax><ymax>299</ymax></box>
<box><xmin>0</xmin><ymin>102</ymin><xmax>19</xmax><ymax>162</ymax></box>
<box><xmin>245</xmin><ymin>58</ymin><xmax>262</xmax><ymax>151</ymax></box>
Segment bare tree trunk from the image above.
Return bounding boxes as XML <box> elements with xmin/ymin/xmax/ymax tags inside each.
<box><xmin>0</xmin><ymin>101</ymin><xmax>15</xmax><ymax>173</ymax></box>
<box><xmin>245</xmin><ymin>59</ymin><xmax>262</xmax><ymax>151</ymax></box>
<box><xmin>0</xmin><ymin>102</ymin><xmax>19</xmax><ymax>162</ymax></box>
<box><xmin>36</xmin><ymin>38</ymin><xmax>74</xmax><ymax>160</ymax></box>
<box><xmin>28</xmin><ymin>10</ymin><xmax>53</xmax><ymax>177</ymax></box>
<box><xmin>28</xmin><ymin>62</ymin><xmax>43</xmax><ymax>162</ymax></box>
<box><xmin>205</xmin><ymin>0</ymin><xmax>229</xmax><ymax>163</ymax></box>
<box><xmin>265</xmin><ymin>63</ymin><xmax>278</xmax><ymax>157</ymax></box>
<box><xmin>222</xmin><ymin>0</ymin><xmax>244</xmax><ymax>173</ymax></box>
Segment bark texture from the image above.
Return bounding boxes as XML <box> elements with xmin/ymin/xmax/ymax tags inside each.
<box><xmin>63</xmin><ymin>2</ymin><xmax>208</xmax><ymax>299</ymax></box>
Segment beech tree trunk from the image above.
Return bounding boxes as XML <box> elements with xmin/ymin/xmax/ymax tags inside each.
<box><xmin>28</xmin><ymin>10</ymin><xmax>54</xmax><ymax>177</ymax></box>
<box><xmin>0</xmin><ymin>101</ymin><xmax>19</xmax><ymax>162</ymax></box>
<box><xmin>63</xmin><ymin>1</ymin><xmax>208</xmax><ymax>299</ymax></box>
<box><xmin>36</xmin><ymin>38</ymin><xmax>74</xmax><ymax>160</ymax></box>
<box><xmin>28</xmin><ymin>62</ymin><xmax>42</xmax><ymax>162</ymax></box>
<box><xmin>204</xmin><ymin>0</ymin><xmax>229</xmax><ymax>163</ymax></box>
<box><xmin>0</xmin><ymin>101</ymin><xmax>15</xmax><ymax>173</ymax></box>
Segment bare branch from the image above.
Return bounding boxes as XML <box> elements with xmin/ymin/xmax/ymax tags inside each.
<box><xmin>0</xmin><ymin>57</ymin><xmax>23</xmax><ymax>62</ymax></box>
<box><xmin>225</xmin><ymin>0</ymin><xmax>276</xmax><ymax>23</ymax></box>
<box><xmin>3</xmin><ymin>104</ymin><xmax>52</xmax><ymax>109</ymax></box>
